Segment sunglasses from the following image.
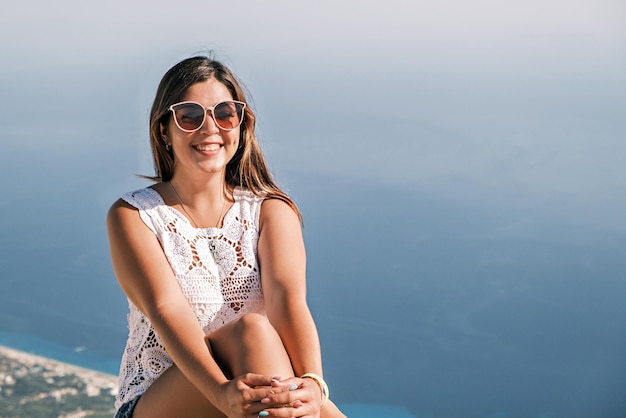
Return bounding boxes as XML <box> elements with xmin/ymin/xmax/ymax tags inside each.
<box><xmin>168</xmin><ymin>100</ymin><xmax>246</xmax><ymax>132</ymax></box>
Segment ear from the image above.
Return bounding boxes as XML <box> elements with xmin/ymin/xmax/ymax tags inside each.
<box><xmin>160</xmin><ymin>122</ymin><xmax>168</xmax><ymax>140</ymax></box>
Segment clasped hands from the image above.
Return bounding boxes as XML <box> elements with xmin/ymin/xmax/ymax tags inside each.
<box><xmin>218</xmin><ymin>373</ymin><xmax>323</xmax><ymax>418</ymax></box>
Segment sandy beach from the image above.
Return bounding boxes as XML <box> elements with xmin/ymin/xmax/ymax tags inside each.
<box><xmin>0</xmin><ymin>345</ymin><xmax>117</xmax><ymax>389</ymax></box>
<box><xmin>0</xmin><ymin>345</ymin><xmax>118</xmax><ymax>417</ymax></box>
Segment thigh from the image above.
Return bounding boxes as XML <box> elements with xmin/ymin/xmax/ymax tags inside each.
<box><xmin>132</xmin><ymin>364</ymin><xmax>226</xmax><ymax>418</ymax></box>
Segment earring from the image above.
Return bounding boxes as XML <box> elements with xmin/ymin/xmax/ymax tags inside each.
<box><xmin>165</xmin><ymin>143</ymin><xmax>171</xmax><ymax>152</ymax></box>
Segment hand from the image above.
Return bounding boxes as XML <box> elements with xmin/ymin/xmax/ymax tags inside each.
<box><xmin>215</xmin><ymin>373</ymin><xmax>291</xmax><ymax>418</ymax></box>
<box><xmin>257</xmin><ymin>377</ymin><xmax>324</xmax><ymax>418</ymax></box>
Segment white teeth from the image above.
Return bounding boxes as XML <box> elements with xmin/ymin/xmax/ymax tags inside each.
<box><xmin>195</xmin><ymin>144</ymin><xmax>220</xmax><ymax>151</ymax></box>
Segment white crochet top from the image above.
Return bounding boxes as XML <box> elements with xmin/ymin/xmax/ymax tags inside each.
<box><xmin>115</xmin><ymin>186</ymin><xmax>266</xmax><ymax>410</ymax></box>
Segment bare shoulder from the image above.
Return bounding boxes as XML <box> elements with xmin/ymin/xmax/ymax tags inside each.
<box><xmin>107</xmin><ymin>198</ymin><xmax>136</xmax><ymax>222</ymax></box>
<box><xmin>259</xmin><ymin>198</ymin><xmax>300</xmax><ymax>230</ymax></box>
<box><xmin>260</xmin><ymin>197</ymin><xmax>296</xmax><ymax>215</ymax></box>
<box><xmin>106</xmin><ymin>198</ymin><xmax>146</xmax><ymax>236</ymax></box>
<box><xmin>107</xmin><ymin>185</ymin><xmax>162</xmax><ymax>225</ymax></box>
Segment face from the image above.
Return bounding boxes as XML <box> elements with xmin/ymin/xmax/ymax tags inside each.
<box><xmin>162</xmin><ymin>78</ymin><xmax>240</xmax><ymax>179</ymax></box>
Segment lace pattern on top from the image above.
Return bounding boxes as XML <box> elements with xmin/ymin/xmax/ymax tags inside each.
<box><xmin>115</xmin><ymin>187</ymin><xmax>265</xmax><ymax>410</ymax></box>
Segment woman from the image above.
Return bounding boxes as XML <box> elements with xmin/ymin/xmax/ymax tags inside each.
<box><xmin>107</xmin><ymin>56</ymin><xmax>346</xmax><ymax>418</ymax></box>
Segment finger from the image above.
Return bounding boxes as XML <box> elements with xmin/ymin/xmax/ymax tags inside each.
<box><xmin>276</xmin><ymin>378</ymin><xmax>320</xmax><ymax>400</ymax></box>
<box><xmin>233</xmin><ymin>383</ymin><xmax>292</xmax><ymax>415</ymax></box>
<box><xmin>270</xmin><ymin>376</ymin><xmax>300</xmax><ymax>387</ymax></box>
<box><xmin>239</xmin><ymin>372</ymin><xmax>275</xmax><ymax>388</ymax></box>
<box><xmin>246</xmin><ymin>384</ymin><xmax>291</xmax><ymax>405</ymax></box>
<box><xmin>260</xmin><ymin>385</ymin><xmax>303</xmax><ymax>407</ymax></box>
<box><xmin>257</xmin><ymin>403</ymin><xmax>314</xmax><ymax>418</ymax></box>
<box><xmin>298</xmin><ymin>378</ymin><xmax>324</xmax><ymax>404</ymax></box>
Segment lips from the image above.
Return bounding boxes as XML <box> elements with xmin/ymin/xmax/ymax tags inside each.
<box><xmin>193</xmin><ymin>143</ymin><xmax>221</xmax><ymax>151</ymax></box>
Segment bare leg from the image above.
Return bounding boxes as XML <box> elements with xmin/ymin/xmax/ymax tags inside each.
<box><xmin>132</xmin><ymin>363</ymin><xmax>224</xmax><ymax>418</ymax></box>
<box><xmin>211</xmin><ymin>314</ymin><xmax>347</xmax><ymax>418</ymax></box>
<box><xmin>132</xmin><ymin>313</ymin><xmax>345</xmax><ymax>417</ymax></box>
<box><xmin>209</xmin><ymin>313</ymin><xmax>346</xmax><ymax>418</ymax></box>
<box><xmin>132</xmin><ymin>313</ymin><xmax>294</xmax><ymax>418</ymax></box>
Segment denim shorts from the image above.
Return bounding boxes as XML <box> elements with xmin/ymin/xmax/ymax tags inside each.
<box><xmin>115</xmin><ymin>395</ymin><xmax>141</xmax><ymax>418</ymax></box>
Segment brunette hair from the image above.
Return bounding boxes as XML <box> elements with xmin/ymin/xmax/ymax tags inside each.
<box><xmin>148</xmin><ymin>55</ymin><xmax>300</xmax><ymax>218</ymax></box>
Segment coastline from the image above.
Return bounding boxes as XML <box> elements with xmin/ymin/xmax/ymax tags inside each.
<box><xmin>0</xmin><ymin>344</ymin><xmax>118</xmax><ymax>387</ymax></box>
<box><xmin>0</xmin><ymin>330</ymin><xmax>121</xmax><ymax>376</ymax></box>
<box><xmin>0</xmin><ymin>344</ymin><xmax>118</xmax><ymax>417</ymax></box>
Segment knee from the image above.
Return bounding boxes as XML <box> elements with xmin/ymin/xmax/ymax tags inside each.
<box><xmin>235</xmin><ymin>313</ymin><xmax>278</xmax><ymax>347</ymax></box>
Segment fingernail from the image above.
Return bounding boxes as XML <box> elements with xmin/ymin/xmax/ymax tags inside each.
<box><xmin>272</xmin><ymin>376</ymin><xmax>282</xmax><ymax>381</ymax></box>
<box><xmin>261</xmin><ymin>397</ymin><xmax>270</xmax><ymax>404</ymax></box>
<box><xmin>294</xmin><ymin>400</ymin><xmax>303</xmax><ymax>407</ymax></box>
<box><xmin>259</xmin><ymin>411</ymin><xmax>269</xmax><ymax>417</ymax></box>
<box><xmin>289</xmin><ymin>384</ymin><xmax>298</xmax><ymax>391</ymax></box>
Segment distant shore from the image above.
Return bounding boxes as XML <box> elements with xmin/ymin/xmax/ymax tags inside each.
<box><xmin>0</xmin><ymin>344</ymin><xmax>118</xmax><ymax>387</ymax></box>
<box><xmin>0</xmin><ymin>344</ymin><xmax>119</xmax><ymax>417</ymax></box>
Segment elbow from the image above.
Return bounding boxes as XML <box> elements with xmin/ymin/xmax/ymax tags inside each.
<box><xmin>140</xmin><ymin>300</ymin><xmax>191</xmax><ymax>331</ymax></box>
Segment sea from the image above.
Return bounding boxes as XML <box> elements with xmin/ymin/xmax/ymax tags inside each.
<box><xmin>1</xmin><ymin>160</ymin><xmax>625</xmax><ymax>417</ymax></box>
<box><xmin>1</xmin><ymin>56</ymin><xmax>625</xmax><ymax>418</ymax></box>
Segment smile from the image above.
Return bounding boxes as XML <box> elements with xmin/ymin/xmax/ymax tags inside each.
<box><xmin>194</xmin><ymin>144</ymin><xmax>221</xmax><ymax>151</ymax></box>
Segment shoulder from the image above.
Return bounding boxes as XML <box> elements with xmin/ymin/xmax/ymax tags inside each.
<box><xmin>259</xmin><ymin>198</ymin><xmax>301</xmax><ymax>231</ymax></box>
<box><xmin>107</xmin><ymin>198</ymin><xmax>141</xmax><ymax>230</ymax></box>
<box><xmin>106</xmin><ymin>186</ymin><xmax>160</xmax><ymax>229</ymax></box>
<box><xmin>120</xmin><ymin>186</ymin><xmax>162</xmax><ymax>208</ymax></box>
<box><xmin>261</xmin><ymin>197</ymin><xmax>295</xmax><ymax>213</ymax></box>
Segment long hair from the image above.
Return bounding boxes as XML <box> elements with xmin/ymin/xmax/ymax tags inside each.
<box><xmin>147</xmin><ymin>55</ymin><xmax>300</xmax><ymax>219</ymax></box>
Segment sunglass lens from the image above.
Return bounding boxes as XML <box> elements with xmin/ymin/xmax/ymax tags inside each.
<box><xmin>214</xmin><ymin>101</ymin><xmax>244</xmax><ymax>130</ymax></box>
<box><xmin>174</xmin><ymin>103</ymin><xmax>205</xmax><ymax>131</ymax></box>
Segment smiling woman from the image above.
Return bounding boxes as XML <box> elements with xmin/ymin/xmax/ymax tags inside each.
<box><xmin>106</xmin><ymin>55</ymin><xmax>346</xmax><ymax>418</ymax></box>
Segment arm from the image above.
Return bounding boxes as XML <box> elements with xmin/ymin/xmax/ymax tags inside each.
<box><xmin>258</xmin><ymin>199</ymin><xmax>323</xmax><ymax>376</ymax></box>
<box><xmin>257</xmin><ymin>199</ymin><xmax>347</xmax><ymax>418</ymax></box>
<box><xmin>107</xmin><ymin>198</ymin><xmax>273</xmax><ymax>415</ymax></box>
<box><xmin>257</xmin><ymin>199</ymin><xmax>325</xmax><ymax>400</ymax></box>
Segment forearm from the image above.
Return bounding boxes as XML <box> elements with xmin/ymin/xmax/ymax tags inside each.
<box><xmin>148</xmin><ymin>302</ymin><xmax>228</xmax><ymax>404</ymax></box>
<box><xmin>268</xmin><ymin>296</ymin><xmax>324</xmax><ymax>377</ymax></box>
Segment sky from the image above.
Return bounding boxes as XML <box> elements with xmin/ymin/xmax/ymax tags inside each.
<box><xmin>1</xmin><ymin>1</ymin><xmax>625</xmax><ymax>416</ymax></box>
<box><xmin>2</xmin><ymin>0</ymin><xmax>624</xmax><ymax>218</ymax></box>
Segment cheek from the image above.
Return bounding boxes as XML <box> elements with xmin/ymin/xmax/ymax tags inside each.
<box><xmin>227</xmin><ymin>133</ymin><xmax>242</xmax><ymax>161</ymax></box>
<box><xmin>227</xmin><ymin>130</ymin><xmax>241</xmax><ymax>147</ymax></box>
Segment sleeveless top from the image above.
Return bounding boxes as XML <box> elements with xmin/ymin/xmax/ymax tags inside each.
<box><xmin>115</xmin><ymin>186</ymin><xmax>266</xmax><ymax>410</ymax></box>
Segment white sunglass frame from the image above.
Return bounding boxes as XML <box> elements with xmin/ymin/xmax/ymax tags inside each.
<box><xmin>168</xmin><ymin>100</ymin><xmax>246</xmax><ymax>132</ymax></box>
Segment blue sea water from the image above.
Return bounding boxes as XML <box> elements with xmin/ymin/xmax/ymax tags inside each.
<box><xmin>1</xmin><ymin>50</ymin><xmax>625</xmax><ymax>418</ymax></box>
<box><xmin>1</xmin><ymin>125</ymin><xmax>626</xmax><ymax>417</ymax></box>
<box><xmin>0</xmin><ymin>330</ymin><xmax>119</xmax><ymax>375</ymax></box>
<box><xmin>1</xmin><ymin>167</ymin><xmax>625</xmax><ymax>417</ymax></box>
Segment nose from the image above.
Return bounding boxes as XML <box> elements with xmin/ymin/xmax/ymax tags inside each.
<box><xmin>200</xmin><ymin>110</ymin><xmax>220</xmax><ymax>134</ymax></box>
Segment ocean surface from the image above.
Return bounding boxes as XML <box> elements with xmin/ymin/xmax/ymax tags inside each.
<box><xmin>1</xmin><ymin>46</ymin><xmax>625</xmax><ymax>417</ymax></box>
<box><xmin>1</xmin><ymin>161</ymin><xmax>625</xmax><ymax>417</ymax></box>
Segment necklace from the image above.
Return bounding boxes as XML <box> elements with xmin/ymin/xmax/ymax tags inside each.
<box><xmin>169</xmin><ymin>181</ymin><xmax>226</xmax><ymax>228</ymax></box>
